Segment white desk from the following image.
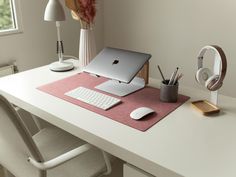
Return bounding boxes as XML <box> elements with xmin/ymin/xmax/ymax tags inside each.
<box><xmin>0</xmin><ymin>59</ymin><xmax>236</xmax><ymax>177</ymax></box>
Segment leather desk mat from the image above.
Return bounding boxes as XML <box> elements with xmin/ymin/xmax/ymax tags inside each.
<box><xmin>38</xmin><ymin>73</ymin><xmax>190</xmax><ymax>131</ymax></box>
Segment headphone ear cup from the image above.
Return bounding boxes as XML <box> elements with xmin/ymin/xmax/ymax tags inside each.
<box><xmin>196</xmin><ymin>68</ymin><xmax>212</xmax><ymax>86</ymax></box>
<box><xmin>205</xmin><ymin>75</ymin><xmax>221</xmax><ymax>91</ymax></box>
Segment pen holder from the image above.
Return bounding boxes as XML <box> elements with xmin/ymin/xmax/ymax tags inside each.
<box><xmin>160</xmin><ymin>80</ymin><xmax>179</xmax><ymax>103</ymax></box>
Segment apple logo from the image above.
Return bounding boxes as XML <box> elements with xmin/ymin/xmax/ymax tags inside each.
<box><xmin>112</xmin><ymin>58</ymin><xmax>119</xmax><ymax>65</ymax></box>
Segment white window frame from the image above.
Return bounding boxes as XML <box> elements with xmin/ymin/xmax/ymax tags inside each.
<box><xmin>0</xmin><ymin>0</ymin><xmax>23</xmax><ymax>36</ymax></box>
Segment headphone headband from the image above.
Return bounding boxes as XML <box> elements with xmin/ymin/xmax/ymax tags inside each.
<box><xmin>197</xmin><ymin>45</ymin><xmax>227</xmax><ymax>90</ymax></box>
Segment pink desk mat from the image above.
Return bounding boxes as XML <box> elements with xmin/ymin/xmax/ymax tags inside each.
<box><xmin>38</xmin><ymin>73</ymin><xmax>190</xmax><ymax>132</ymax></box>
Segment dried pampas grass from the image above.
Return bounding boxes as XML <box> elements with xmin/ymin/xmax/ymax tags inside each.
<box><xmin>65</xmin><ymin>0</ymin><xmax>96</xmax><ymax>29</ymax></box>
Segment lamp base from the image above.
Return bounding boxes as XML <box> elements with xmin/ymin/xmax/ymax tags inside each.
<box><xmin>49</xmin><ymin>61</ymin><xmax>74</xmax><ymax>72</ymax></box>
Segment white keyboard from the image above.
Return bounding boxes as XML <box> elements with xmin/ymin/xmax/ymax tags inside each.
<box><xmin>65</xmin><ymin>87</ymin><xmax>121</xmax><ymax>110</ymax></box>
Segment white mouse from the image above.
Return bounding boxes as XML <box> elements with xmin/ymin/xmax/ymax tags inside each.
<box><xmin>130</xmin><ymin>107</ymin><xmax>155</xmax><ymax>120</ymax></box>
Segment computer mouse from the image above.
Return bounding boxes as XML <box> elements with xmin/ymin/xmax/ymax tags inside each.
<box><xmin>130</xmin><ymin>107</ymin><xmax>155</xmax><ymax>120</ymax></box>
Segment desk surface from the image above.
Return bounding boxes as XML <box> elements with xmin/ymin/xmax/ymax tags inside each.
<box><xmin>0</xmin><ymin>60</ymin><xmax>236</xmax><ymax>177</ymax></box>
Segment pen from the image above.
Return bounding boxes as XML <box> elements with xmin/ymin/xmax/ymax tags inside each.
<box><xmin>169</xmin><ymin>67</ymin><xmax>179</xmax><ymax>85</ymax></box>
<box><xmin>177</xmin><ymin>73</ymin><xmax>183</xmax><ymax>81</ymax></box>
<box><xmin>173</xmin><ymin>73</ymin><xmax>183</xmax><ymax>85</ymax></box>
<box><xmin>157</xmin><ymin>65</ymin><xmax>166</xmax><ymax>82</ymax></box>
<box><xmin>173</xmin><ymin>74</ymin><xmax>179</xmax><ymax>85</ymax></box>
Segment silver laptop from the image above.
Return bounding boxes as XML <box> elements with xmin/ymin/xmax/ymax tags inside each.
<box><xmin>83</xmin><ymin>47</ymin><xmax>151</xmax><ymax>83</ymax></box>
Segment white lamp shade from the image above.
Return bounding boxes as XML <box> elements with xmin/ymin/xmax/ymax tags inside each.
<box><xmin>44</xmin><ymin>0</ymin><xmax>65</xmax><ymax>21</ymax></box>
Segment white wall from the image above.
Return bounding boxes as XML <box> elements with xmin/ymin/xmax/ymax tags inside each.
<box><xmin>1</xmin><ymin>0</ymin><xmax>235</xmax><ymax>98</ymax></box>
<box><xmin>103</xmin><ymin>0</ymin><xmax>236</xmax><ymax>97</ymax></box>
<box><xmin>0</xmin><ymin>0</ymin><xmax>104</xmax><ymax>72</ymax></box>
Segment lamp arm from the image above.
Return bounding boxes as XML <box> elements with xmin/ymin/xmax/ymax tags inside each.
<box><xmin>28</xmin><ymin>143</ymin><xmax>92</xmax><ymax>170</ymax></box>
<box><xmin>56</xmin><ymin>21</ymin><xmax>63</xmax><ymax>63</ymax></box>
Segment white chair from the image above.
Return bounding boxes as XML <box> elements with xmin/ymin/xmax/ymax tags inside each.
<box><xmin>15</xmin><ymin>107</ymin><xmax>55</xmax><ymax>136</ymax></box>
<box><xmin>0</xmin><ymin>95</ymin><xmax>112</xmax><ymax>177</ymax></box>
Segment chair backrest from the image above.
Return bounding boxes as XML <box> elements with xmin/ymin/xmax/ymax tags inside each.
<box><xmin>0</xmin><ymin>95</ymin><xmax>44</xmax><ymax>177</ymax></box>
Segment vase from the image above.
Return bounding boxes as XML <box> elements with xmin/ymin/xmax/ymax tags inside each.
<box><xmin>79</xmin><ymin>29</ymin><xmax>97</xmax><ymax>68</ymax></box>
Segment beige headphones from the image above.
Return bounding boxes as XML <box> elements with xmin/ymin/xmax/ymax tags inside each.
<box><xmin>196</xmin><ymin>45</ymin><xmax>227</xmax><ymax>91</ymax></box>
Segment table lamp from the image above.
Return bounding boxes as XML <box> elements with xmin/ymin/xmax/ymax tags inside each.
<box><xmin>44</xmin><ymin>0</ymin><xmax>74</xmax><ymax>71</ymax></box>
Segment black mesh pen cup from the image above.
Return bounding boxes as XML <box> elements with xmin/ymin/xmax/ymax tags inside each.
<box><xmin>160</xmin><ymin>80</ymin><xmax>179</xmax><ymax>103</ymax></box>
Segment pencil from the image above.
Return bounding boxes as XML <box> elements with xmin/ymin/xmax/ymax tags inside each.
<box><xmin>157</xmin><ymin>65</ymin><xmax>166</xmax><ymax>82</ymax></box>
<box><xmin>169</xmin><ymin>67</ymin><xmax>179</xmax><ymax>85</ymax></box>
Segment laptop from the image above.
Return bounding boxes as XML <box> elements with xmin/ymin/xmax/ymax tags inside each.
<box><xmin>83</xmin><ymin>47</ymin><xmax>152</xmax><ymax>83</ymax></box>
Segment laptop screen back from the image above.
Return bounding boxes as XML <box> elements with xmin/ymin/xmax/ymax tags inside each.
<box><xmin>83</xmin><ymin>47</ymin><xmax>151</xmax><ymax>83</ymax></box>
